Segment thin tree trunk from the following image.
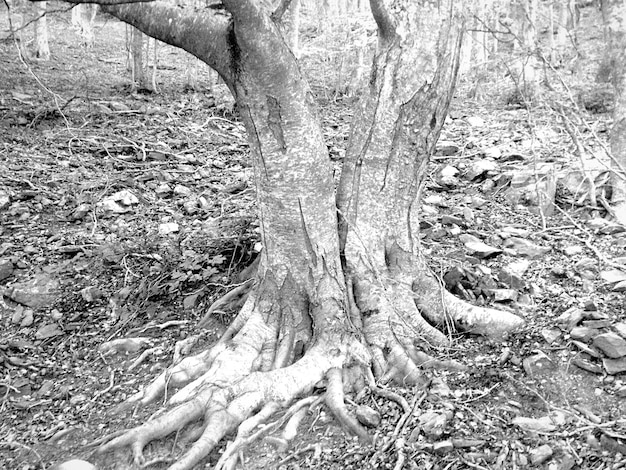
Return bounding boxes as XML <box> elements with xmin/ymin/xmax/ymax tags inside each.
<box><xmin>33</xmin><ymin>1</ymin><xmax>50</xmax><ymax>60</ymax></box>
<box><xmin>603</xmin><ymin>0</ymin><xmax>626</xmax><ymax>224</ymax></box>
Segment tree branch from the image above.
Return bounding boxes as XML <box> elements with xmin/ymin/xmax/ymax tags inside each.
<box><xmin>369</xmin><ymin>0</ymin><xmax>396</xmax><ymax>42</ymax></box>
<box><xmin>101</xmin><ymin>2</ymin><xmax>234</xmax><ymax>85</ymax></box>
<box><xmin>271</xmin><ymin>0</ymin><xmax>294</xmax><ymax>22</ymax></box>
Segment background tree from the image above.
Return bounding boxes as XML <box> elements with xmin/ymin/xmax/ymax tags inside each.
<box><xmin>32</xmin><ymin>0</ymin><xmax>49</xmax><ymax>59</ymax></box>
<box><xmin>602</xmin><ymin>0</ymin><xmax>626</xmax><ymax>224</ymax></box>
<box><xmin>40</xmin><ymin>0</ymin><xmax>523</xmax><ymax>469</ymax></box>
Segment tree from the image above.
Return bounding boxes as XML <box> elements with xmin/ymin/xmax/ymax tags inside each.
<box><xmin>33</xmin><ymin>0</ymin><xmax>50</xmax><ymax>59</ymax></box>
<box><xmin>602</xmin><ymin>0</ymin><xmax>626</xmax><ymax>225</ymax></box>
<box><xmin>50</xmin><ymin>1</ymin><xmax>523</xmax><ymax>469</ymax></box>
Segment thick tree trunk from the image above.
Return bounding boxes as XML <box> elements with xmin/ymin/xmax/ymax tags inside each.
<box><xmin>603</xmin><ymin>0</ymin><xmax>626</xmax><ymax>224</ymax></box>
<box><xmin>66</xmin><ymin>1</ymin><xmax>523</xmax><ymax>469</ymax></box>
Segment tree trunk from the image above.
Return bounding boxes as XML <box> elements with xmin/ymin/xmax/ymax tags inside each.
<box><xmin>33</xmin><ymin>1</ymin><xmax>50</xmax><ymax>60</ymax></box>
<box><xmin>603</xmin><ymin>0</ymin><xmax>626</xmax><ymax>224</ymax></box>
<box><xmin>64</xmin><ymin>1</ymin><xmax>524</xmax><ymax>469</ymax></box>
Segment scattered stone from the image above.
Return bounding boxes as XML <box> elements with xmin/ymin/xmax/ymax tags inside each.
<box><xmin>556</xmin><ymin>453</ymin><xmax>576</xmax><ymax>470</ymax></box>
<box><xmin>356</xmin><ymin>405</ymin><xmax>381</xmax><ymax>428</ymax></box>
<box><xmin>159</xmin><ymin>222</ymin><xmax>179</xmax><ymax>235</ymax></box>
<box><xmin>451</xmin><ymin>438</ymin><xmax>485</xmax><ymax>448</ymax></box>
<box><xmin>0</xmin><ymin>259</ymin><xmax>15</xmax><ymax>282</ymax></box>
<box><xmin>556</xmin><ymin>307</ymin><xmax>584</xmax><ymax>331</ymax></box>
<box><xmin>35</xmin><ymin>323</ymin><xmax>64</xmax><ymax>340</ymax></box>
<box><xmin>611</xmin><ymin>280</ymin><xmax>626</xmax><ymax>292</ymax></box>
<box><xmin>423</xmin><ymin>194</ymin><xmax>448</xmax><ymax>207</ymax></box>
<box><xmin>572</xmin><ymin>357</ymin><xmax>603</xmax><ymax>374</ymax></box>
<box><xmin>465</xmin><ymin>159</ymin><xmax>498</xmax><ymax>180</ymax></box>
<box><xmin>615</xmin><ymin>386</ymin><xmax>626</xmax><ymax>397</ymax></box>
<box><xmin>0</xmin><ymin>190</ymin><xmax>10</xmax><ymax>209</ymax></box>
<box><xmin>582</xmin><ymin>319</ymin><xmax>611</xmax><ymax>328</ymax></box>
<box><xmin>418</xmin><ymin>410</ymin><xmax>452</xmax><ymax>438</ymax></box>
<box><xmin>600</xmin><ymin>269</ymin><xmax>626</xmax><ymax>285</ymax></box>
<box><xmin>433</xmin><ymin>440</ymin><xmax>454</xmax><ymax>455</ymax></box>
<box><xmin>600</xmin><ymin>434</ymin><xmax>626</xmax><ymax>454</ymax></box>
<box><xmin>523</xmin><ymin>351</ymin><xmax>557</xmax><ymax>377</ymax></box>
<box><xmin>50</xmin><ymin>309</ymin><xmax>63</xmax><ymax>321</ymax></box>
<box><xmin>603</xmin><ymin>357</ymin><xmax>626</xmax><ymax>374</ymax></box>
<box><xmin>80</xmin><ymin>286</ymin><xmax>102</xmax><ymax>303</ymax></box>
<box><xmin>563</xmin><ymin>245</ymin><xmax>583</xmax><ymax>256</ymax></box>
<box><xmin>513</xmin><ymin>416</ymin><xmax>559</xmax><ymax>433</ymax></box>
<box><xmin>155</xmin><ymin>183</ymin><xmax>171</xmax><ymax>195</ymax></box>
<box><xmin>441</xmin><ymin>214</ymin><xmax>465</xmax><ymax>226</ymax></box>
<box><xmin>71</xmin><ymin>203</ymin><xmax>91</xmax><ymax>220</ymax></box>
<box><xmin>466</xmin><ymin>116</ymin><xmax>485</xmax><ymax>127</ymax></box>
<box><xmin>541</xmin><ymin>328</ymin><xmax>561</xmax><ymax>345</ymax></box>
<box><xmin>614</xmin><ymin>322</ymin><xmax>626</xmax><ymax>339</ymax></box>
<box><xmin>174</xmin><ymin>184</ymin><xmax>192</xmax><ymax>196</ymax></box>
<box><xmin>570</xmin><ymin>326</ymin><xmax>599</xmax><ymax>342</ymax></box>
<box><xmin>506</xmin><ymin>165</ymin><xmax>557</xmax><ymax>215</ymax></box>
<box><xmin>4</xmin><ymin>273</ymin><xmax>60</xmax><ymax>308</ymax></box>
<box><xmin>503</xmin><ymin>237</ymin><xmax>551</xmax><ymax>258</ymax></box>
<box><xmin>98</xmin><ymin>337</ymin><xmax>152</xmax><ymax>355</ymax></box>
<box><xmin>50</xmin><ymin>459</ymin><xmax>97</xmax><ymax>470</ymax></box>
<box><xmin>460</xmin><ymin>234</ymin><xmax>502</xmax><ymax>258</ymax></box>
<box><xmin>529</xmin><ymin>444</ymin><xmax>553</xmax><ymax>465</ymax></box>
<box><xmin>593</xmin><ymin>332</ymin><xmax>626</xmax><ymax>358</ymax></box>
<box><xmin>490</xmin><ymin>288</ymin><xmax>518</xmax><ymax>302</ymax></box>
<box><xmin>572</xmin><ymin>340</ymin><xmax>601</xmax><ymax>358</ymax></box>
<box><xmin>429</xmin><ymin>377</ymin><xmax>452</xmax><ymax>397</ymax></box>
<box><xmin>436</xmin><ymin>141</ymin><xmax>460</xmax><ymax>156</ymax></box>
<box><xmin>483</xmin><ymin>146</ymin><xmax>502</xmax><ymax>159</ymax></box>
<box><xmin>498</xmin><ymin>226</ymin><xmax>530</xmax><ymax>238</ymax></box>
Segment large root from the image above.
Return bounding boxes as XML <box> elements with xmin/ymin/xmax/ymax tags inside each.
<box><xmin>352</xmin><ymin>245</ymin><xmax>524</xmax><ymax>386</ymax></box>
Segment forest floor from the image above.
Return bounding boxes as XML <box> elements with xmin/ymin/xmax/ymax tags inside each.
<box><xmin>1</xmin><ymin>4</ymin><xmax>626</xmax><ymax>470</ymax></box>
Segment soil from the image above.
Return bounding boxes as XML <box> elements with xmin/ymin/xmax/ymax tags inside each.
<box><xmin>1</xmin><ymin>4</ymin><xmax>625</xmax><ymax>470</ymax></box>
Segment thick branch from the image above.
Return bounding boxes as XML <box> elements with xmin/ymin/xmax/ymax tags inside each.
<box><xmin>71</xmin><ymin>1</ymin><xmax>234</xmax><ymax>85</ymax></box>
<box><xmin>369</xmin><ymin>0</ymin><xmax>396</xmax><ymax>43</ymax></box>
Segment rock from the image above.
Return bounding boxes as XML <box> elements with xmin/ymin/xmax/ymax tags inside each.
<box><xmin>80</xmin><ymin>286</ymin><xmax>102</xmax><ymax>303</ymax></box>
<box><xmin>556</xmin><ymin>307</ymin><xmax>584</xmax><ymax>331</ymax></box>
<box><xmin>441</xmin><ymin>214</ymin><xmax>465</xmax><ymax>226</ymax></box>
<box><xmin>556</xmin><ymin>453</ymin><xmax>576</xmax><ymax>470</ymax></box>
<box><xmin>466</xmin><ymin>116</ymin><xmax>485</xmax><ymax>127</ymax></box>
<box><xmin>418</xmin><ymin>410</ymin><xmax>452</xmax><ymax>438</ymax></box>
<box><xmin>541</xmin><ymin>328</ymin><xmax>561</xmax><ymax>345</ymax></box>
<box><xmin>159</xmin><ymin>222</ymin><xmax>179</xmax><ymax>235</ymax></box>
<box><xmin>465</xmin><ymin>159</ymin><xmax>498</xmax><ymax>180</ymax></box>
<box><xmin>451</xmin><ymin>438</ymin><xmax>485</xmax><ymax>448</ymax></box>
<box><xmin>98</xmin><ymin>337</ymin><xmax>151</xmax><ymax>355</ymax></box>
<box><xmin>0</xmin><ymin>259</ymin><xmax>14</xmax><ymax>282</ymax></box>
<box><xmin>563</xmin><ymin>245</ymin><xmax>583</xmax><ymax>256</ymax></box>
<box><xmin>433</xmin><ymin>440</ymin><xmax>454</xmax><ymax>455</ymax></box>
<box><xmin>174</xmin><ymin>184</ymin><xmax>192</xmax><ymax>197</ymax></box>
<box><xmin>506</xmin><ymin>165</ymin><xmax>557</xmax><ymax>215</ymax></box>
<box><xmin>593</xmin><ymin>333</ymin><xmax>626</xmax><ymax>358</ymax></box>
<box><xmin>423</xmin><ymin>194</ymin><xmax>448</xmax><ymax>207</ymax></box>
<box><xmin>4</xmin><ymin>273</ymin><xmax>60</xmax><ymax>308</ymax></box>
<box><xmin>0</xmin><ymin>190</ymin><xmax>10</xmax><ymax>209</ymax></box>
<box><xmin>570</xmin><ymin>326</ymin><xmax>599</xmax><ymax>341</ymax></box>
<box><xmin>436</xmin><ymin>141</ymin><xmax>460</xmax><ymax>156</ymax></box>
<box><xmin>582</xmin><ymin>319</ymin><xmax>612</xmax><ymax>328</ymax></box>
<box><xmin>35</xmin><ymin>323</ymin><xmax>64</xmax><ymax>340</ymax></box>
<box><xmin>614</xmin><ymin>322</ymin><xmax>626</xmax><ymax>339</ymax></box>
<box><xmin>490</xmin><ymin>288</ymin><xmax>518</xmax><ymax>302</ymax></box>
<box><xmin>523</xmin><ymin>351</ymin><xmax>557</xmax><ymax>377</ymax></box>
<box><xmin>615</xmin><ymin>385</ymin><xmax>626</xmax><ymax>397</ymax></box>
<box><xmin>571</xmin><ymin>340</ymin><xmax>601</xmax><ymax>358</ymax></box>
<box><xmin>429</xmin><ymin>377</ymin><xmax>452</xmax><ymax>397</ymax></box>
<box><xmin>529</xmin><ymin>444</ymin><xmax>553</xmax><ymax>465</ymax></box>
<box><xmin>50</xmin><ymin>459</ymin><xmax>97</xmax><ymax>470</ymax></box>
<box><xmin>459</xmin><ymin>234</ymin><xmax>502</xmax><ymax>259</ymax></box>
<box><xmin>512</xmin><ymin>416</ymin><xmax>558</xmax><ymax>433</ymax></box>
<box><xmin>611</xmin><ymin>280</ymin><xmax>626</xmax><ymax>292</ymax></box>
<box><xmin>600</xmin><ymin>269</ymin><xmax>626</xmax><ymax>284</ymax></box>
<box><xmin>155</xmin><ymin>183</ymin><xmax>171</xmax><ymax>195</ymax></box>
<box><xmin>356</xmin><ymin>405</ymin><xmax>381</xmax><ymax>428</ymax></box>
<box><xmin>503</xmin><ymin>237</ymin><xmax>551</xmax><ymax>258</ymax></box>
<box><xmin>603</xmin><ymin>357</ymin><xmax>626</xmax><ymax>374</ymax></box>
<box><xmin>571</xmin><ymin>357</ymin><xmax>603</xmax><ymax>374</ymax></box>
<box><xmin>483</xmin><ymin>147</ymin><xmax>502</xmax><ymax>159</ymax></box>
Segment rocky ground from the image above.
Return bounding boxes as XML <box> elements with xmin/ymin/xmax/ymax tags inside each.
<box><xmin>1</xmin><ymin>5</ymin><xmax>626</xmax><ymax>470</ymax></box>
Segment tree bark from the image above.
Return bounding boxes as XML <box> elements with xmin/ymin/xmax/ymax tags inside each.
<box><xmin>60</xmin><ymin>1</ymin><xmax>524</xmax><ymax>468</ymax></box>
<box><xmin>33</xmin><ymin>0</ymin><xmax>50</xmax><ymax>60</ymax></box>
<box><xmin>603</xmin><ymin>0</ymin><xmax>626</xmax><ymax>224</ymax></box>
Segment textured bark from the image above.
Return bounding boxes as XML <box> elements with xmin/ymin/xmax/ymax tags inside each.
<box><xmin>72</xmin><ymin>1</ymin><xmax>523</xmax><ymax>468</ymax></box>
<box><xmin>604</xmin><ymin>0</ymin><xmax>626</xmax><ymax>224</ymax></box>
<box><xmin>33</xmin><ymin>1</ymin><xmax>50</xmax><ymax>60</ymax></box>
